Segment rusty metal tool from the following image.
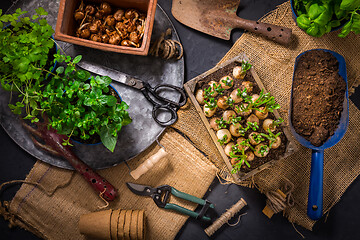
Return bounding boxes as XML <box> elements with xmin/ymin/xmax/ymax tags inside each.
<box><xmin>171</xmin><ymin>0</ymin><xmax>292</xmax><ymax>44</ymax></box>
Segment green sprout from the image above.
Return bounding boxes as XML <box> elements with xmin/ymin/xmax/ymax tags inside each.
<box><xmin>226</xmin><ymin>97</ymin><xmax>235</xmax><ymax>108</ymax></box>
<box><xmin>259</xmin><ymin>129</ymin><xmax>282</xmax><ymax>149</ymax></box>
<box><xmin>230</xmin><ymin>116</ymin><xmax>242</xmax><ymax>125</ymax></box>
<box><xmin>218</xmin><ymin>134</ymin><xmax>228</xmax><ymax>145</ymax></box>
<box><xmin>215</xmin><ymin>117</ymin><xmax>228</xmax><ymax>129</ymax></box>
<box><xmin>271</xmin><ymin>118</ymin><xmax>284</xmax><ymax>128</ymax></box>
<box><xmin>221</xmin><ymin>76</ymin><xmax>233</xmax><ymax>87</ymax></box>
<box><xmin>204</xmin><ymin>97</ymin><xmax>217</xmax><ymax>110</ymax></box>
<box><xmin>213</xmin><ymin>82</ymin><xmax>225</xmax><ymax>95</ymax></box>
<box><xmin>230</xmin><ymin>142</ymin><xmax>252</xmax><ymax>174</ymax></box>
<box><xmin>247</xmin><ymin>122</ymin><xmax>259</xmax><ymax>131</ymax></box>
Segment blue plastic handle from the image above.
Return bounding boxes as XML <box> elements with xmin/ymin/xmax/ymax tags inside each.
<box><xmin>307</xmin><ymin>149</ymin><xmax>324</xmax><ymax>220</ymax></box>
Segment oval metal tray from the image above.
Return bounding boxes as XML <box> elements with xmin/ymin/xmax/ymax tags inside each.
<box><xmin>0</xmin><ymin>1</ymin><xmax>184</xmax><ymax>169</ymax></box>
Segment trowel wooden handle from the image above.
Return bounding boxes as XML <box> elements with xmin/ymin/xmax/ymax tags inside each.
<box><xmin>130</xmin><ymin>148</ymin><xmax>168</xmax><ymax>180</ymax></box>
<box><xmin>63</xmin><ymin>148</ymin><xmax>118</xmax><ymax>201</ymax></box>
<box><xmin>233</xmin><ymin>17</ymin><xmax>292</xmax><ymax>45</ymax></box>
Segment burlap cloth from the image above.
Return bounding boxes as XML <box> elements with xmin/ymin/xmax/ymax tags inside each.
<box><xmin>5</xmin><ymin>129</ymin><xmax>218</xmax><ymax>240</ymax></box>
<box><xmin>4</xmin><ymin>0</ymin><xmax>360</xmax><ymax>238</ymax></box>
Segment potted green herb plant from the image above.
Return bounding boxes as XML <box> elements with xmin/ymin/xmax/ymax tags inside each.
<box><xmin>0</xmin><ymin>7</ymin><xmax>56</xmax><ymax>122</ymax></box>
<box><xmin>291</xmin><ymin>0</ymin><xmax>360</xmax><ymax>37</ymax></box>
<box><xmin>41</xmin><ymin>53</ymin><xmax>132</xmax><ymax>152</ymax></box>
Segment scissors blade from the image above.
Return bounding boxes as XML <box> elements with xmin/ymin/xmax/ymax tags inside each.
<box><xmin>126</xmin><ymin>182</ymin><xmax>155</xmax><ymax>196</ymax></box>
<box><xmin>76</xmin><ymin>61</ymin><xmax>144</xmax><ymax>89</ymax></box>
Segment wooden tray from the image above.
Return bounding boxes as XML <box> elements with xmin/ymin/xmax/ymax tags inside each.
<box><xmin>185</xmin><ymin>53</ymin><xmax>297</xmax><ymax>182</ymax></box>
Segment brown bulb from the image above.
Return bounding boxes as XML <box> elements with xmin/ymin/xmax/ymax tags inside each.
<box><xmin>114</xmin><ymin>9</ymin><xmax>125</xmax><ymax>21</ymax></box>
<box><xmin>78</xmin><ymin>28</ymin><xmax>90</xmax><ymax>39</ymax></box>
<box><xmin>90</xmin><ymin>34</ymin><xmax>102</xmax><ymax>42</ymax></box>
<box><xmin>89</xmin><ymin>22</ymin><xmax>99</xmax><ymax>33</ymax></box>
<box><xmin>100</xmin><ymin>2</ymin><xmax>112</xmax><ymax>15</ymax></box>
<box><xmin>85</xmin><ymin>5</ymin><xmax>95</xmax><ymax>15</ymax></box>
<box><xmin>109</xmin><ymin>34</ymin><xmax>121</xmax><ymax>45</ymax></box>
<box><xmin>121</xmin><ymin>39</ymin><xmax>131</xmax><ymax>47</ymax></box>
<box><xmin>105</xmin><ymin>15</ymin><xmax>116</xmax><ymax>26</ymax></box>
<box><xmin>129</xmin><ymin>32</ymin><xmax>139</xmax><ymax>43</ymax></box>
<box><xmin>74</xmin><ymin>11</ymin><xmax>85</xmax><ymax>21</ymax></box>
<box><xmin>95</xmin><ymin>9</ymin><xmax>104</xmax><ymax>19</ymax></box>
<box><xmin>101</xmin><ymin>34</ymin><xmax>110</xmax><ymax>43</ymax></box>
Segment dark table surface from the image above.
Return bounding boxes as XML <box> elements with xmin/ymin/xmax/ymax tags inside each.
<box><xmin>2</xmin><ymin>0</ymin><xmax>360</xmax><ymax>239</ymax></box>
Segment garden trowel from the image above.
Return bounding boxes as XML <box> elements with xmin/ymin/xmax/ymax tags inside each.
<box><xmin>171</xmin><ymin>0</ymin><xmax>292</xmax><ymax>44</ymax></box>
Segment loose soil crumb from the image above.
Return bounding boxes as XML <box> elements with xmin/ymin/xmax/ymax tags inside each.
<box><xmin>291</xmin><ymin>50</ymin><xmax>346</xmax><ymax>147</ymax></box>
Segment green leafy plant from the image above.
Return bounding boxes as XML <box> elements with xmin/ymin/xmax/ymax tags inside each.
<box><xmin>252</xmin><ymin>89</ymin><xmax>280</xmax><ymax>112</ymax></box>
<box><xmin>41</xmin><ymin>53</ymin><xmax>132</xmax><ymax>152</ymax></box>
<box><xmin>221</xmin><ymin>76</ymin><xmax>233</xmax><ymax>88</ymax></box>
<box><xmin>203</xmin><ymin>85</ymin><xmax>215</xmax><ymax>99</ymax></box>
<box><xmin>230</xmin><ymin>141</ymin><xmax>251</xmax><ymax>174</ymax></box>
<box><xmin>217</xmin><ymin>134</ymin><xmax>229</xmax><ymax>145</ymax></box>
<box><xmin>247</xmin><ymin>122</ymin><xmax>259</xmax><ymax>131</ymax></box>
<box><xmin>237</xmin><ymin>89</ymin><xmax>280</xmax><ymax>114</ymax></box>
<box><xmin>215</xmin><ymin>117</ymin><xmax>228</xmax><ymax>129</ymax></box>
<box><xmin>257</xmin><ymin>144</ymin><xmax>270</xmax><ymax>157</ymax></box>
<box><xmin>272</xmin><ymin>118</ymin><xmax>284</xmax><ymax>128</ymax></box>
<box><xmin>230</xmin><ymin>116</ymin><xmax>242</xmax><ymax>125</ymax></box>
<box><xmin>240</xmin><ymin>61</ymin><xmax>252</xmax><ymax>74</ymax></box>
<box><xmin>204</xmin><ymin>97</ymin><xmax>217</xmax><ymax>110</ymax></box>
<box><xmin>226</xmin><ymin>96</ymin><xmax>235</xmax><ymax>108</ymax></box>
<box><xmin>213</xmin><ymin>82</ymin><xmax>225</xmax><ymax>95</ymax></box>
<box><xmin>294</xmin><ymin>0</ymin><xmax>360</xmax><ymax>37</ymax></box>
<box><xmin>259</xmin><ymin>130</ymin><xmax>282</xmax><ymax>149</ymax></box>
<box><xmin>237</xmin><ymin>87</ymin><xmax>252</xmax><ymax>102</ymax></box>
<box><xmin>203</xmin><ymin>83</ymin><xmax>224</xmax><ymax>99</ymax></box>
<box><xmin>0</xmin><ymin>7</ymin><xmax>55</xmax><ymax>122</ymax></box>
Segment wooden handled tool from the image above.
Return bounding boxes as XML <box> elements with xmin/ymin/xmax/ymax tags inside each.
<box><xmin>130</xmin><ymin>148</ymin><xmax>168</xmax><ymax>180</ymax></box>
<box><xmin>171</xmin><ymin>0</ymin><xmax>292</xmax><ymax>45</ymax></box>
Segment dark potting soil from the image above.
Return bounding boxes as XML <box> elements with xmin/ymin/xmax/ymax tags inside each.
<box><xmin>196</xmin><ymin>62</ymin><xmax>288</xmax><ymax>173</ymax></box>
<box><xmin>291</xmin><ymin>50</ymin><xmax>346</xmax><ymax>147</ymax></box>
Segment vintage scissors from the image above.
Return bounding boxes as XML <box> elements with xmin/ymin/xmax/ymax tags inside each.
<box><xmin>126</xmin><ymin>182</ymin><xmax>214</xmax><ymax>221</ymax></box>
<box><xmin>77</xmin><ymin>61</ymin><xmax>187</xmax><ymax>126</ymax></box>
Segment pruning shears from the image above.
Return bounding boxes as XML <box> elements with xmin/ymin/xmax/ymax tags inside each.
<box><xmin>126</xmin><ymin>183</ymin><xmax>214</xmax><ymax>221</ymax></box>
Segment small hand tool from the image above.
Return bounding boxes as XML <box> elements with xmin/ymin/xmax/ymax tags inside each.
<box><xmin>126</xmin><ymin>182</ymin><xmax>214</xmax><ymax>221</ymax></box>
<box><xmin>171</xmin><ymin>0</ymin><xmax>292</xmax><ymax>45</ymax></box>
<box><xmin>289</xmin><ymin>49</ymin><xmax>349</xmax><ymax>220</ymax></box>
<box><xmin>77</xmin><ymin>61</ymin><xmax>187</xmax><ymax>126</ymax></box>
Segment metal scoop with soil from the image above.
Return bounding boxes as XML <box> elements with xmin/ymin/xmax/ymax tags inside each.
<box><xmin>289</xmin><ymin>49</ymin><xmax>349</xmax><ymax>220</ymax></box>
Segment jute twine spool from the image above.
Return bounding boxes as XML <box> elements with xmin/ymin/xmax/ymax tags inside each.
<box><xmin>149</xmin><ymin>28</ymin><xmax>184</xmax><ymax>60</ymax></box>
<box><xmin>204</xmin><ymin>198</ymin><xmax>247</xmax><ymax>237</ymax></box>
<box><xmin>79</xmin><ymin>209</ymin><xmax>145</xmax><ymax>240</ymax></box>
<box><xmin>263</xmin><ymin>179</ymin><xmax>295</xmax><ymax>218</ymax></box>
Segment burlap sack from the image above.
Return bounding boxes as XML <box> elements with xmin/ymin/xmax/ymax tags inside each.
<box><xmin>7</xmin><ymin>129</ymin><xmax>217</xmax><ymax>240</ymax></box>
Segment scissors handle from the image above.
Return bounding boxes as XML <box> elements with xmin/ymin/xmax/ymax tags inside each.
<box><xmin>152</xmin><ymin>104</ymin><xmax>178</xmax><ymax>127</ymax></box>
<box><xmin>153</xmin><ymin>84</ymin><xmax>187</xmax><ymax>108</ymax></box>
<box><xmin>141</xmin><ymin>82</ymin><xmax>186</xmax><ymax>127</ymax></box>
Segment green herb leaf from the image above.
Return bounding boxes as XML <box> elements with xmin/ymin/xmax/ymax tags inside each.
<box><xmin>297</xmin><ymin>14</ymin><xmax>312</xmax><ymax>30</ymax></box>
<box><xmin>308</xmin><ymin>4</ymin><xmax>323</xmax><ymax>20</ymax></box>
<box><xmin>73</xmin><ymin>55</ymin><xmax>82</xmax><ymax>64</ymax></box>
<box><xmin>56</xmin><ymin>66</ymin><xmax>64</xmax><ymax>74</ymax></box>
<box><xmin>35</xmin><ymin>7</ymin><xmax>48</xmax><ymax>16</ymax></box>
<box><xmin>100</xmin><ymin>126</ymin><xmax>117</xmax><ymax>152</ymax></box>
<box><xmin>340</xmin><ymin>0</ymin><xmax>360</xmax><ymax>11</ymax></box>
